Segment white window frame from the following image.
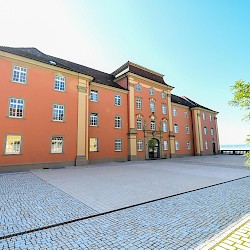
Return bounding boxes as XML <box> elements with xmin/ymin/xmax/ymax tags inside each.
<box><xmin>53</xmin><ymin>104</ymin><xmax>64</xmax><ymax>122</ymax></box>
<box><xmin>211</xmin><ymin>128</ymin><xmax>214</xmax><ymax>136</ymax></box>
<box><xmin>136</xmin><ymin>84</ymin><xmax>142</xmax><ymax>92</ymax></box>
<box><xmin>9</xmin><ymin>98</ymin><xmax>25</xmax><ymax>118</ymax></box>
<box><xmin>137</xmin><ymin>139</ymin><xmax>143</xmax><ymax>151</ymax></box>
<box><xmin>163</xmin><ymin>140</ymin><xmax>168</xmax><ymax>150</ymax></box>
<box><xmin>173</xmin><ymin>108</ymin><xmax>177</xmax><ymax>117</ymax></box>
<box><xmin>115</xmin><ymin>139</ymin><xmax>122</xmax><ymax>151</ymax></box>
<box><xmin>150</xmin><ymin>121</ymin><xmax>156</xmax><ymax>131</ymax></box>
<box><xmin>90</xmin><ymin>113</ymin><xmax>98</xmax><ymax>126</ymax></box>
<box><xmin>149</xmin><ymin>88</ymin><xmax>155</xmax><ymax>95</ymax></box>
<box><xmin>186</xmin><ymin>125</ymin><xmax>190</xmax><ymax>134</ymax></box>
<box><xmin>89</xmin><ymin>138</ymin><xmax>98</xmax><ymax>152</ymax></box>
<box><xmin>175</xmin><ymin>141</ymin><xmax>180</xmax><ymax>150</ymax></box>
<box><xmin>54</xmin><ymin>76</ymin><xmax>65</xmax><ymax>91</ymax></box>
<box><xmin>12</xmin><ymin>66</ymin><xmax>27</xmax><ymax>84</ymax></box>
<box><xmin>162</xmin><ymin>103</ymin><xmax>167</xmax><ymax>114</ymax></box>
<box><xmin>114</xmin><ymin>95</ymin><xmax>121</xmax><ymax>106</ymax></box>
<box><xmin>210</xmin><ymin>114</ymin><xmax>213</xmax><ymax>121</ymax></box>
<box><xmin>174</xmin><ymin>124</ymin><xmax>178</xmax><ymax>133</ymax></box>
<box><xmin>205</xmin><ymin>141</ymin><xmax>209</xmax><ymax>149</ymax></box>
<box><xmin>115</xmin><ymin>116</ymin><xmax>122</xmax><ymax>128</ymax></box>
<box><xmin>136</xmin><ymin>98</ymin><xmax>142</xmax><ymax>109</ymax></box>
<box><xmin>5</xmin><ymin>135</ymin><xmax>22</xmax><ymax>155</ymax></box>
<box><xmin>51</xmin><ymin>136</ymin><xmax>64</xmax><ymax>154</ymax></box>
<box><xmin>150</xmin><ymin>102</ymin><xmax>155</xmax><ymax>112</ymax></box>
<box><xmin>137</xmin><ymin>119</ymin><xmax>142</xmax><ymax>130</ymax></box>
<box><xmin>162</xmin><ymin>121</ymin><xmax>168</xmax><ymax>132</ymax></box>
<box><xmin>161</xmin><ymin>92</ymin><xmax>166</xmax><ymax>99</ymax></box>
<box><xmin>184</xmin><ymin>111</ymin><xmax>188</xmax><ymax>118</ymax></box>
<box><xmin>187</xmin><ymin>141</ymin><xmax>191</xmax><ymax>150</ymax></box>
<box><xmin>203</xmin><ymin>112</ymin><xmax>206</xmax><ymax>120</ymax></box>
<box><xmin>90</xmin><ymin>90</ymin><xmax>98</xmax><ymax>102</ymax></box>
<box><xmin>204</xmin><ymin>126</ymin><xmax>207</xmax><ymax>135</ymax></box>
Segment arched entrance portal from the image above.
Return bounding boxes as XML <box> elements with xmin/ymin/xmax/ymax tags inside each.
<box><xmin>148</xmin><ymin>138</ymin><xmax>160</xmax><ymax>159</ymax></box>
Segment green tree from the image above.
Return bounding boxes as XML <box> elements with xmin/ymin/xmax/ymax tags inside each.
<box><xmin>229</xmin><ymin>80</ymin><xmax>250</xmax><ymax>166</ymax></box>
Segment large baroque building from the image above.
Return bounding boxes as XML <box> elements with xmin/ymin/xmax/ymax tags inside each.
<box><xmin>0</xmin><ymin>46</ymin><xmax>220</xmax><ymax>171</ymax></box>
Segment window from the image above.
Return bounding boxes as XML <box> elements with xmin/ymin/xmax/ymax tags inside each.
<box><xmin>115</xmin><ymin>116</ymin><xmax>122</xmax><ymax>128</ymax></box>
<box><xmin>90</xmin><ymin>113</ymin><xmax>98</xmax><ymax>126</ymax></box>
<box><xmin>204</xmin><ymin>126</ymin><xmax>207</xmax><ymax>135</ymax></box>
<box><xmin>114</xmin><ymin>95</ymin><xmax>121</xmax><ymax>106</ymax></box>
<box><xmin>210</xmin><ymin>114</ymin><xmax>213</xmax><ymax>121</ymax></box>
<box><xmin>136</xmin><ymin>98</ymin><xmax>142</xmax><ymax>109</ymax></box>
<box><xmin>162</xmin><ymin>103</ymin><xmax>167</xmax><ymax>114</ymax></box>
<box><xmin>149</xmin><ymin>88</ymin><xmax>155</xmax><ymax>95</ymax></box>
<box><xmin>51</xmin><ymin>136</ymin><xmax>63</xmax><ymax>154</ymax></box>
<box><xmin>137</xmin><ymin>139</ymin><xmax>143</xmax><ymax>151</ymax></box>
<box><xmin>5</xmin><ymin>135</ymin><xmax>22</xmax><ymax>155</ymax></box>
<box><xmin>184</xmin><ymin>111</ymin><xmax>188</xmax><ymax>118</ymax></box>
<box><xmin>175</xmin><ymin>141</ymin><xmax>180</xmax><ymax>150</ymax></box>
<box><xmin>151</xmin><ymin>121</ymin><xmax>156</xmax><ymax>131</ymax></box>
<box><xmin>150</xmin><ymin>102</ymin><xmax>155</xmax><ymax>112</ymax></box>
<box><xmin>53</xmin><ymin>104</ymin><xmax>64</xmax><ymax>121</ymax></box>
<box><xmin>89</xmin><ymin>138</ymin><xmax>98</xmax><ymax>152</ymax></box>
<box><xmin>205</xmin><ymin>141</ymin><xmax>209</xmax><ymax>149</ymax></box>
<box><xmin>187</xmin><ymin>141</ymin><xmax>191</xmax><ymax>150</ymax></box>
<box><xmin>9</xmin><ymin>98</ymin><xmax>24</xmax><ymax>118</ymax></box>
<box><xmin>186</xmin><ymin>125</ymin><xmax>190</xmax><ymax>134</ymax></box>
<box><xmin>174</xmin><ymin>124</ymin><xmax>178</xmax><ymax>133</ymax></box>
<box><xmin>136</xmin><ymin>84</ymin><xmax>142</xmax><ymax>92</ymax></box>
<box><xmin>54</xmin><ymin>76</ymin><xmax>65</xmax><ymax>91</ymax></box>
<box><xmin>162</xmin><ymin>121</ymin><xmax>168</xmax><ymax>132</ymax></box>
<box><xmin>161</xmin><ymin>92</ymin><xmax>166</xmax><ymax>99</ymax></box>
<box><xmin>115</xmin><ymin>139</ymin><xmax>122</xmax><ymax>151</ymax></box>
<box><xmin>12</xmin><ymin>66</ymin><xmax>27</xmax><ymax>84</ymax></box>
<box><xmin>173</xmin><ymin>108</ymin><xmax>177</xmax><ymax>116</ymax></box>
<box><xmin>90</xmin><ymin>90</ymin><xmax>98</xmax><ymax>102</ymax></box>
<box><xmin>211</xmin><ymin>128</ymin><xmax>214</xmax><ymax>136</ymax></box>
<box><xmin>203</xmin><ymin>112</ymin><xmax>206</xmax><ymax>120</ymax></box>
<box><xmin>137</xmin><ymin>119</ymin><xmax>142</xmax><ymax>130</ymax></box>
<box><xmin>163</xmin><ymin>140</ymin><xmax>168</xmax><ymax>150</ymax></box>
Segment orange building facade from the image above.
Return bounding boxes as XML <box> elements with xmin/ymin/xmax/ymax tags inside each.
<box><xmin>0</xmin><ymin>47</ymin><xmax>220</xmax><ymax>171</ymax></box>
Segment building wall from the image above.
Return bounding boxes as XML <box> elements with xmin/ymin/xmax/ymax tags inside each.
<box><xmin>0</xmin><ymin>55</ymin><xmax>78</xmax><ymax>169</ymax></box>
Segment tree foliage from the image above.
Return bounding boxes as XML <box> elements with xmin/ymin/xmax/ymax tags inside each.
<box><xmin>229</xmin><ymin>80</ymin><xmax>250</xmax><ymax>166</ymax></box>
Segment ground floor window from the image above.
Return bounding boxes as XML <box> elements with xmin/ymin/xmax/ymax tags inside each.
<box><xmin>89</xmin><ymin>138</ymin><xmax>98</xmax><ymax>152</ymax></box>
<box><xmin>175</xmin><ymin>141</ymin><xmax>180</xmax><ymax>150</ymax></box>
<box><xmin>187</xmin><ymin>141</ymin><xmax>191</xmax><ymax>150</ymax></box>
<box><xmin>5</xmin><ymin>135</ymin><xmax>22</xmax><ymax>155</ymax></box>
<box><xmin>51</xmin><ymin>136</ymin><xmax>64</xmax><ymax>153</ymax></box>
<box><xmin>205</xmin><ymin>141</ymin><xmax>209</xmax><ymax>149</ymax></box>
<box><xmin>163</xmin><ymin>140</ymin><xmax>168</xmax><ymax>150</ymax></box>
<box><xmin>137</xmin><ymin>139</ymin><xmax>143</xmax><ymax>151</ymax></box>
<box><xmin>115</xmin><ymin>139</ymin><xmax>122</xmax><ymax>151</ymax></box>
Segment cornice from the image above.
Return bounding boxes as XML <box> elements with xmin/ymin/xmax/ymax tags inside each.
<box><xmin>90</xmin><ymin>82</ymin><xmax>128</xmax><ymax>94</ymax></box>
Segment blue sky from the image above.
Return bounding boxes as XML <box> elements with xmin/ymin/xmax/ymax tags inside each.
<box><xmin>1</xmin><ymin>0</ymin><xmax>249</xmax><ymax>145</ymax></box>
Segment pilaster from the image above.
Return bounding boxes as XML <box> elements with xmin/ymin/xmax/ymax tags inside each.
<box><xmin>167</xmin><ymin>92</ymin><xmax>175</xmax><ymax>157</ymax></box>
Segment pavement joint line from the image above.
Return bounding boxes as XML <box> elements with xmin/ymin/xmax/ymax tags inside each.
<box><xmin>1</xmin><ymin>174</ymin><xmax>249</xmax><ymax>241</ymax></box>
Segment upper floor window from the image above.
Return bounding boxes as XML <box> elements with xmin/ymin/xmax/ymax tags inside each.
<box><xmin>90</xmin><ymin>90</ymin><xmax>98</xmax><ymax>102</ymax></box>
<box><xmin>136</xmin><ymin>84</ymin><xmax>142</xmax><ymax>92</ymax></box>
<box><xmin>53</xmin><ymin>104</ymin><xmax>64</xmax><ymax>121</ymax></box>
<box><xmin>175</xmin><ymin>141</ymin><xmax>180</xmax><ymax>150</ymax></box>
<box><xmin>186</xmin><ymin>125</ymin><xmax>190</xmax><ymax>134</ymax></box>
<box><xmin>211</xmin><ymin>128</ymin><xmax>214</xmax><ymax>136</ymax></box>
<box><xmin>162</xmin><ymin>121</ymin><xmax>168</xmax><ymax>132</ymax></box>
<box><xmin>5</xmin><ymin>135</ymin><xmax>22</xmax><ymax>155</ymax></box>
<box><xmin>137</xmin><ymin>139</ymin><xmax>143</xmax><ymax>151</ymax></box>
<box><xmin>12</xmin><ymin>66</ymin><xmax>27</xmax><ymax>84</ymax></box>
<box><xmin>174</xmin><ymin>124</ymin><xmax>178</xmax><ymax>133</ymax></box>
<box><xmin>184</xmin><ymin>111</ymin><xmax>188</xmax><ymax>118</ymax></box>
<box><xmin>9</xmin><ymin>98</ymin><xmax>24</xmax><ymax>118</ymax></box>
<box><xmin>115</xmin><ymin>116</ymin><xmax>122</xmax><ymax>128</ymax></box>
<box><xmin>173</xmin><ymin>108</ymin><xmax>177</xmax><ymax>116</ymax></box>
<box><xmin>136</xmin><ymin>98</ymin><xmax>142</xmax><ymax>109</ymax></box>
<box><xmin>163</xmin><ymin>140</ymin><xmax>168</xmax><ymax>150</ymax></box>
<box><xmin>204</xmin><ymin>126</ymin><xmax>207</xmax><ymax>135</ymax></box>
<box><xmin>150</xmin><ymin>102</ymin><xmax>155</xmax><ymax>112</ymax></box>
<box><xmin>54</xmin><ymin>76</ymin><xmax>65</xmax><ymax>91</ymax></box>
<box><xmin>161</xmin><ymin>92</ymin><xmax>166</xmax><ymax>99</ymax></box>
<box><xmin>89</xmin><ymin>138</ymin><xmax>98</xmax><ymax>152</ymax></box>
<box><xmin>203</xmin><ymin>112</ymin><xmax>206</xmax><ymax>120</ymax></box>
<box><xmin>137</xmin><ymin>119</ymin><xmax>142</xmax><ymax>130</ymax></box>
<box><xmin>187</xmin><ymin>141</ymin><xmax>191</xmax><ymax>150</ymax></box>
<box><xmin>114</xmin><ymin>95</ymin><xmax>121</xmax><ymax>106</ymax></box>
<box><xmin>115</xmin><ymin>139</ymin><xmax>122</xmax><ymax>151</ymax></box>
<box><xmin>90</xmin><ymin>113</ymin><xmax>98</xmax><ymax>126</ymax></box>
<box><xmin>210</xmin><ymin>114</ymin><xmax>213</xmax><ymax>121</ymax></box>
<box><xmin>51</xmin><ymin>136</ymin><xmax>64</xmax><ymax>154</ymax></box>
<box><xmin>151</xmin><ymin>121</ymin><xmax>156</xmax><ymax>131</ymax></box>
<box><xmin>162</xmin><ymin>103</ymin><xmax>167</xmax><ymax>114</ymax></box>
<box><xmin>149</xmin><ymin>88</ymin><xmax>155</xmax><ymax>95</ymax></box>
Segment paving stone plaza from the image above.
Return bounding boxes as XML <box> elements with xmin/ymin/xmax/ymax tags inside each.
<box><xmin>0</xmin><ymin>155</ymin><xmax>250</xmax><ymax>249</ymax></box>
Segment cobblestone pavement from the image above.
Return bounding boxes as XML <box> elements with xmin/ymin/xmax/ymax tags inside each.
<box><xmin>0</xmin><ymin>173</ymin><xmax>96</xmax><ymax>238</ymax></box>
<box><xmin>0</xmin><ymin>177</ymin><xmax>249</xmax><ymax>249</ymax></box>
